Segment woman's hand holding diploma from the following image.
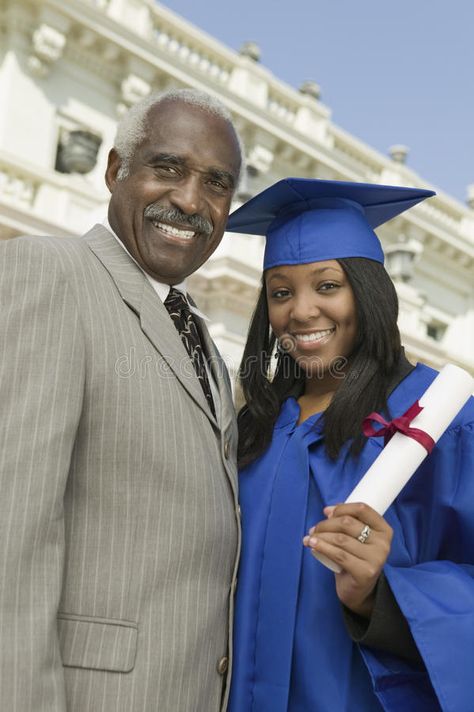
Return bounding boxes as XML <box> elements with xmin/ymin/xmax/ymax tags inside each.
<box><xmin>303</xmin><ymin>502</ymin><xmax>393</xmax><ymax>618</ymax></box>
<box><xmin>300</xmin><ymin>366</ymin><xmax>474</xmax><ymax>619</ymax></box>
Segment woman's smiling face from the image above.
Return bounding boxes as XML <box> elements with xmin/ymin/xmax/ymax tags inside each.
<box><xmin>265</xmin><ymin>260</ymin><xmax>358</xmax><ymax>377</ymax></box>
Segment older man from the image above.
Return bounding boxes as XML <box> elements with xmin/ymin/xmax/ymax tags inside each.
<box><xmin>0</xmin><ymin>89</ymin><xmax>242</xmax><ymax>711</ymax></box>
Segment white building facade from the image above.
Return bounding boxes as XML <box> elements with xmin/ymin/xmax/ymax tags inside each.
<box><xmin>1</xmin><ymin>0</ymin><xmax>473</xmax><ymax>378</ymax></box>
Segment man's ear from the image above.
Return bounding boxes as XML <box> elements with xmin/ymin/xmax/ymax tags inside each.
<box><xmin>105</xmin><ymin>148</ymin><xmax>122</xmax><ymax>192</ymax></box>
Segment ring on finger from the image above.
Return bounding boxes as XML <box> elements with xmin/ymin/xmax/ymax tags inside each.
<box><xmin>357</xmin><ymin>524</ymin><xmax>371</xmax><ymax>544</ymax></box>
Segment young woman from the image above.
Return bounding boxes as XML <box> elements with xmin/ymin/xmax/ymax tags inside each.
<box><xmin>226</xmin><ymin>179</ymin><xmax>474</xmax><ymax>712</ymax></box>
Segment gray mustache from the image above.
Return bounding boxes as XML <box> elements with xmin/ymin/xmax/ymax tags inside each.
<box><xmin>144</xmin><ymin>205</ymin><xmax>213</xmax><ymax>237</ymax></box>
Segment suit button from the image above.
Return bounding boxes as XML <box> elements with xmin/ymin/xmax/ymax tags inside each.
<box><xmin>217</xmin><ymin>656</ymin><xmax>229</xmax><ymax>675</ymax></box>
<box><xmin>224</xmin><ymin>438</ymin><xmax>231</xmax><ymax>459</ymax></box>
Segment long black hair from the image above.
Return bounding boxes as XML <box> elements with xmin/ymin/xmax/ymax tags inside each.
<box><xmin>237</xmin><ymin>257</ymin><xmax>403</xmax><ymax>468</ymax></box>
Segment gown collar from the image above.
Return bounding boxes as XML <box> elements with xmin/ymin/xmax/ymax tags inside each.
<box><xmin>274</xmin><ymin>397</ymin><xmax>324</xmax><ymax>439</ymax></box>
<box><xmin>274</xmin><ymin>352</ymin><xmax>415</xmax><ymax>433</ymax></box>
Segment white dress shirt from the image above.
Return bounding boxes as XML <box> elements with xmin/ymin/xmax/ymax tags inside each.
<box><xmin>102</xmin><ymin>217</ymin><xmax>209</xmax><ymax>320</ymax></box>
<box><xmin>101</xmin><ymin>218</ymin><xmax>219</xmax><ymax>414</ymax></box>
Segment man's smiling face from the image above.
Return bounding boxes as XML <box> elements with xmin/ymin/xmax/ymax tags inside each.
<box><xmin>106</xmin><ymin>99</ymin><xmax>241</xmax><ymax>284</ymax></box>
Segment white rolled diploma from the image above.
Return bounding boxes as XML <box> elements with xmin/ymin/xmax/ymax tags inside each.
<box><xmin>314</xmin><ymin>364</ymin><xmax>474</xmax><ymax>573</ymax></box>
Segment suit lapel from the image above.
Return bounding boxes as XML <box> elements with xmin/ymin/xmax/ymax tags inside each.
<box><xmin>84</xmin><ymin>225</ymin><xmax>216</xmax><ymax>423</ymax></box>
<box><xmin>198</xmin><ymin>321</ymin><xmax>234</xmax><ymax>430</ymax></box>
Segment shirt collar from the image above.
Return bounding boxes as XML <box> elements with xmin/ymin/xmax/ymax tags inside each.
<box><xmin>101</xmin><ymin>217</ymin><xmax>210</xmax><ymax>321</ymax></box>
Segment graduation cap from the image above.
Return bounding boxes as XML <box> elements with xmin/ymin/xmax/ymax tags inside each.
<box><xmin>226</xmin><ymin>178</ymin><xmax>435</xmax><ymax>269</ymax></box>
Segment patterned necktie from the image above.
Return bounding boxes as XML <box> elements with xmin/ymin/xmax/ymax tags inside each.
<box><xmin>164</xmin><ymin>287</ymin><xmax>215</xmax><ymax>417</ymax></box>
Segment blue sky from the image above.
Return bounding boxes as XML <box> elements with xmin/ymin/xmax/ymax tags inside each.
<box><xmin>162</xmin><ymin>0</ymin><xmax>472</xmax><ymax>205</ymax></box>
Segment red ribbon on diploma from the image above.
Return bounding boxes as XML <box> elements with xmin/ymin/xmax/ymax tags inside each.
<box><xmin>362</xmin><ymin>400</ymin><xmax>435</xmax><ymax>454</ymax></box>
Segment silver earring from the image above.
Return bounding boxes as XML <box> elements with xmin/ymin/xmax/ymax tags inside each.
<box><xmin>274</xmin><ymin>340</ymin><xmax>285</xmax><ymax>359</ymax></box>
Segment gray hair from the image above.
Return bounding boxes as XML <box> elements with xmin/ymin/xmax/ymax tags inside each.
<box><xmin>114</xmin><ymin>88</ymin><xmax>244</xmax><ymax>184</ymax></box>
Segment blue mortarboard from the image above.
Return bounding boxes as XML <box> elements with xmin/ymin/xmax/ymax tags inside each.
<box><xmin>226</xmin><ymin>178</ymin><xmax>435</xmax><ymax>269</ymax></box>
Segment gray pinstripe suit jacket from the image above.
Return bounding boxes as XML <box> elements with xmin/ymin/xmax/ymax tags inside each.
<box><xmin>0</xmin><ymin>225</ymin><xmax>240</xmax><ymax>711</ymax></box>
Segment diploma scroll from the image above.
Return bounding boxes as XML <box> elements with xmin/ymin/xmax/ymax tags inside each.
<box><xmin>313</xmin><ymin>364</ymin><xmax>474</xmax><ymax>573</ymax></box>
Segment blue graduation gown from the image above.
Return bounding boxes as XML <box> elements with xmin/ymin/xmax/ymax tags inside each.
<box><xmin>229</xmin><ymin>364</ymin><xmax>474</xmax><ymax>712</ymax></box>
